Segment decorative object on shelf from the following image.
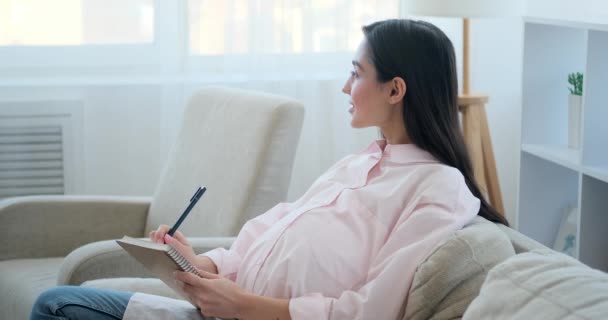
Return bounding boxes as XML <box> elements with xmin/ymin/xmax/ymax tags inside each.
<box><xmin>553</xmin><ymin>204</ymin><xmax>579</xmax><ymax>258</ymax></box>
<box><xmin>567</xmin><ymin>72</ymin><xmax>583</xmax><ymax>149</ymax></box>
<box><xmin>401</xmin><ymin>0</ymin><xmax>524</xmax><ymax>216</ymax></box>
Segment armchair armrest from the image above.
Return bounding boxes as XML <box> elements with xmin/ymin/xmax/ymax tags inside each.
<box><xmin>59</xmin><ymin>236</ymin><xmax>235</xmax><ymax>286</ymax></box>
<box><xmin>0</xmin><ymin>195</ymin><xmax>151</xmax><ymax>260</ymax></box>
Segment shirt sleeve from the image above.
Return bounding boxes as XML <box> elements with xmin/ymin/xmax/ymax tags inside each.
<box><xmin>288</xmin><ymin>175</ymin><xmax>480</xmax><ymax>319</ymax></box>
<box><xmin>201</xmin><ymin>202</ymin><xmax>293</xmax><ymax>281</ymax></box>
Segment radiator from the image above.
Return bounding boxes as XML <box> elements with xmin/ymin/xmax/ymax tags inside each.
<box><xmin>0</xmin><ymin>100</ymin><xmax>83</xmax><ymax>198</ymax></box>
<box><xmin>0</xmin><ymin>125</ymin><xmax>65</xmax><ymax>198</ymax></box>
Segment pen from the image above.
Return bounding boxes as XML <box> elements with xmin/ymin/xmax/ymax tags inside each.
<box><xmin>168</xmin><ymin>186</ymin><xmax>206</xmax><ymax>236</ymax></box>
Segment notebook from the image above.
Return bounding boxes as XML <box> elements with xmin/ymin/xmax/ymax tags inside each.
<box><xmin>116</xmin><ymin>236</ymin><xmax>201</xmax><ymax>299</ymax></box>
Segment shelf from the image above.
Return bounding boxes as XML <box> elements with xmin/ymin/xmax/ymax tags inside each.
<box><xmin>524</xmin><ymin>17</ymin><xmax>608</xmax><ymax>32</ymax></box>
<box><xmin>518</xmin><ymin>153</ymin><xmax>579</xmax><ymax>247</ymax></box>
<box><xmin>521</xmin><ymin>23</ymin><xmax>587</xmax><ymax>147</ymax></box>
<box><xmin>581</xmin><ymin>30</ymin><xmax>608</xmax><ymax>168</ymax></box>
<box><xmin>519</xmin><ymin>18</ymin><xmax>608</xmax><ymax>273</ymax></box>
<box><xmin>580</xmin><ymin>175</ymin><xmax>608</xmax><ymax>271</ymax></box>
<box><xmin>582</xmin><ymin>166</ymin><xmax>608</xmax><ymax>184</ymax></box>
<box><xmin>522</xmin><ymin>143</ymin><xmax>581</xmax><ymax>171</ymax></box>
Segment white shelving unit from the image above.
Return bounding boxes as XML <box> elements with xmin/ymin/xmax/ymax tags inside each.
<box><xmin>518</xmin><ymin>17</ymin><xmax>608</xmax><ymax>272</ymax></box>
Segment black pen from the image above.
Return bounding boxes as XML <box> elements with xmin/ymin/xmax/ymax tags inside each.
<box><xmin>168</xmin><ymin>186</ymin><xmax>206</xmax><ymax>236</ymax></box>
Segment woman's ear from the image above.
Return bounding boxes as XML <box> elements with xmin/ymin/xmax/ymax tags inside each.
<box><xmin>387</xmin><ymin>77</ymin><xmax>406</xmax><ymax>105</ymax></box>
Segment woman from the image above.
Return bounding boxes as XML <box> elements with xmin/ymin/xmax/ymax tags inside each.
<box><xmin>31</xmin><ymin>19</ymin><xmax>508</xmax><ymax>320</ymax></box>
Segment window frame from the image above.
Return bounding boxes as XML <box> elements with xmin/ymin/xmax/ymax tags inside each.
<box><xmin>0</xmin><ymin>0</ymin><xmax>178</xmax><ymax>76</ymax></box>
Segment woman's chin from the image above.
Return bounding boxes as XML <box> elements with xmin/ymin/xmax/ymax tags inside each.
<box><xmin>350</xmin><ymin>118</ymin><xmax>365</xmax><ymax>128</ymax></box>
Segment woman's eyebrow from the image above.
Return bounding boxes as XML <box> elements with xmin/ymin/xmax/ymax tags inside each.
<box><xmin>352</xmin><ymin>60</ymin><xmax>364</xmax><ymax>71</ymax></box>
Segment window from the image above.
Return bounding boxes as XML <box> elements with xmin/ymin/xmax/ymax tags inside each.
<box><xmin>188</xmin><ymin>0</ymin><xmax>398</xmax><ymax>55</ymax></box>
<box><xmin>0</xmin><ymin>0</ymin><xmax>155</xmax><ymax>46</ymax></box>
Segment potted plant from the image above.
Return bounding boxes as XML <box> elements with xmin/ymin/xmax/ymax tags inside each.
<box><xmin>567</xmin><ymin>72</ymin><xmax>583</xmax><ymax>149</ymax></box>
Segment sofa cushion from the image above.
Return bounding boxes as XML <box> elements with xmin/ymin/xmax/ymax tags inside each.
<box><xmin>0</xmin><ymin>257</ymin><xmax>63</xmax><ymax>320</ymax></box>
<box><xmin>496</xmin><ymin>224</ymin><xmax>546</xmax><ymax>254</ymax></box>
<box><xmin>402</xmin><ymin>217</ymin><xmax>516</xmax><ymax>320</ymax></box>
<box><xmin>463</xmin><ymin>249</ymin><xmax>608</xmax><ymax>320</ymax></box>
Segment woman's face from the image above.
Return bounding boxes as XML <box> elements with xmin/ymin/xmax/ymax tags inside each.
<box><xmin>342</xmin><ymin>40</ymin><xmax>393</xmax><ymax>129</ymax></box>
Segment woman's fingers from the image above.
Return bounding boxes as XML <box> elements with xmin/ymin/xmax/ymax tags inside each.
<box><xmin>171</xmin><ymin>230</ymin><xmax>190</xmax><ymax>246</ymax></box>
<box><xmin>197</xmin><ymin>269</ymin><xmax>220</xmax><ymax>280</ymax></box>
<box><xmin>164</xmin><ymin>234</ymin><xmax>195</xmax><ymax>260</ymax></box>
<box><xmin>176</xmin><ymin>270</ymin><xmax>207</xmax><ymax>287</ymax></box>
<box><xmin>175</xmin><ymin>279</ymin><xmax>198</xmax><ymax>306</ymax></box>
<box><xmin>150</xmin><ymin>225</ymin><xmax>190</xmax><ymax>245</ymax></box>
<box><xmin>150</xmin><ymin>224</ymin><xmax>171</xmax><ymax>243</ymax></box>
<box><xmin>164</xmin><ymin>234</ymin><xmax>179</xmax><ymax>247</ymax></box>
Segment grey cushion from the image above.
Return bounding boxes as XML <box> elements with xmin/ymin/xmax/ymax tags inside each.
<box><xmin>403</xmin><ymin>217</ymin><xmax>516</xmax><ymax>320</ymax></box>
<box><xmin>0</xmin><ymin>257</ymin><xmax>63</xmax><ymax>320</ymax></box>
<box><xmin>463</xmin><ymin>249</ymin><xmax>608</xmax><ymax>320</ymax></box>
<box><xmin>496</xmin><ymin>223</ymin><xmax>546</xmax><ymax>254</ymax></box>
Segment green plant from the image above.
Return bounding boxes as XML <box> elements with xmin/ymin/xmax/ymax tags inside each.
<box><xmin>568</xmin><ymin>72</ymin><xmax>583</xmax><ymax>96</ymax></box>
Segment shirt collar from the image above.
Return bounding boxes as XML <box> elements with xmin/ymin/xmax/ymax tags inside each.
<box><xmin>365</xmin><ymin>140</ymin><xmax>438</xmax><ymax>164</ymax></box>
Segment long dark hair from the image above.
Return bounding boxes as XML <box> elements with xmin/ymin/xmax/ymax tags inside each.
<box><xmin>363</xmin><ymin>19</ymin><xmax>508</xmax><ymax>226</ymax></box>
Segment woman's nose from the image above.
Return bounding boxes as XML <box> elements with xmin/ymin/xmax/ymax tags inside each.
<box><xmin>342</xmin><ymin>79</ymin><xmax>351</xmax><ymax>95</ymax></box>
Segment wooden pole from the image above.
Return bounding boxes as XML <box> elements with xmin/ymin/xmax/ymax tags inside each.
<box><xmin>459</xmin><ymin>20</ymin><xmax>505</xmax><ymax>216</ymax></box>
<box><xmin>463</xmin><ymin>18</ymin><xmax>470</xmax><ymax>95</ymax></box>
<box><xmin>459</xmin><ymin>95</ymin><xmax>505</xmax><ymax>216</ymax></box>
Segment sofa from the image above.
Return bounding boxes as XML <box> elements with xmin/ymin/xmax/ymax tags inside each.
<box><xmin>75</xmin><ymin>216</ymin><xmax>608</xmax><ymax>319</ymax></box>
<box><xmin>405</xmin><ymin>217</ymin><xmax>608</xmax><ymax>319</ymax></box>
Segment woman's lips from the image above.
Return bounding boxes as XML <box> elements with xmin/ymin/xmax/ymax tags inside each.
<box><xmin>348</xmin><ymin>103</ymin><xmax>354</xmax><ymax>114</ymax></box>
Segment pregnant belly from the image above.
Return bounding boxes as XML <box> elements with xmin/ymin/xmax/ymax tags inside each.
<box><xmin>253</xmin><ymin>204</ymin><xmax>387</xmax><ymax>298</ymax></box>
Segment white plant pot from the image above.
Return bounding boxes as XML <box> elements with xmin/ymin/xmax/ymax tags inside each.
<box><xmin>568</xmin><ymin>94</ymin><xmax>582</xmax><ymax>149</ymax></box>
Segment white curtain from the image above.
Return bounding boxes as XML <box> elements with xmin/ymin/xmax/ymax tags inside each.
<box><xmin>184</xmin><ymin>0</ymin><xmax>398</xmax><ymax>200</ymax></box>
<box><xmin>0</xmin><ymin>0</ymin><xmax>398</xmax><ymax>201</ymax></box>
<box><xmin>187</xmin><ymin>0</ymin><xmax>397</xmax><ymax>54</ymax></box>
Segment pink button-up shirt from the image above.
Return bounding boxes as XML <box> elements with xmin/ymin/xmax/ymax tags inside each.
<box><xmin>203</xmin><ymin>140</ymin><xmax>480</xmax><ymax>319</ymax></box>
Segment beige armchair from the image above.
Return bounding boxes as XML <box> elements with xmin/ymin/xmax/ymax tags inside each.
<box><xmin>0</xmin><ymin>86</ymin><xmax>305</xmax><ymax>319</ymax></box>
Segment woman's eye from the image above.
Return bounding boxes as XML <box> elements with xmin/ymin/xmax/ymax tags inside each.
<box><xmin>350</xmin><ymin>70</ymin><xmax>358</xmax><ymax>78</ymax></box>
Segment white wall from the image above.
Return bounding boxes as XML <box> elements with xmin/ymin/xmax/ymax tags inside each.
<box><xmin>406</xmin><ymin>16</ymin><xmax>523</xmax><ymax>224</ymax></box>
<box><xmin>471</xmin><ymin>18</ymin><xmax>524</xmax><ymax>225</ymax></box>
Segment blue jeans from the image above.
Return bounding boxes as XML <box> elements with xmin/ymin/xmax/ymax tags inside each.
<box><xmin>30</xmin><ymin>286</ymin><xmax>134</xmax><ymax>320</ymax></box>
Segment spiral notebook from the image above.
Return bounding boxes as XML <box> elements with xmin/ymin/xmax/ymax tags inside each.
<box><xmin>116</xmin><ymin>236</ymin><xmax>201</xmax><ymax>299</ymax></box>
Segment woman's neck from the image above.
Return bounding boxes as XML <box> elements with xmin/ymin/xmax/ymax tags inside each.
<box><xmin>380</xmin><ymin>103</ymin><xmax>411</xmax><ymax>145</ymax></box>
<box><xmin>381</xmin><ymin>123</ymin><xmax>411</xmax><ymax>145</ymax></box>
<box><xmin>384</xmin><ymin>136</ymin><xmax>410</xmax><ymax>145</ymax></box>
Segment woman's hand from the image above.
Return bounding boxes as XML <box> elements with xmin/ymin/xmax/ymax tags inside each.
<box><xmin>175</xmin><ymin>269</ymin><xmax>247</xmax><ymax>319</ymax></box>
<box><xmin>150</xmin><ymin>225</ymin><xmax>218</xmax><ymax>274</ymax></box>
<box><xmin>150</xmin><ymin>224</ymin><xmax>183</xmax><ymax>244</ymax></box>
